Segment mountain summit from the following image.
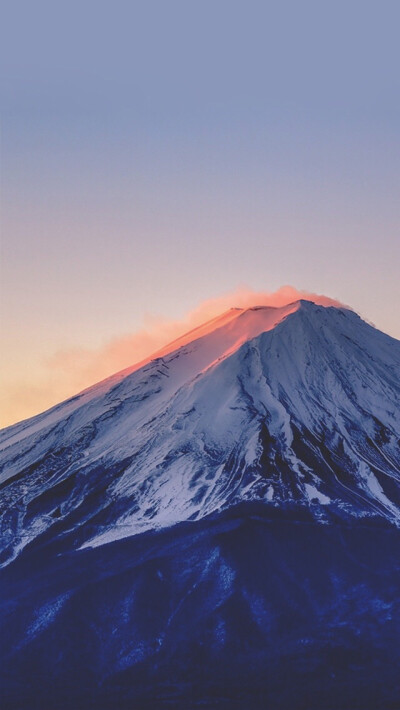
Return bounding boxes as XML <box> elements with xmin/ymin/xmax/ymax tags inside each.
<box><xmin>1</xmin><ymin>299</ymin><xmax>400</xmax><ymax>709</ymax></box>
<box><xmin>1</xmin><ymin>300</ymin><xmax>399</xmax><ymax>563</ymax></box>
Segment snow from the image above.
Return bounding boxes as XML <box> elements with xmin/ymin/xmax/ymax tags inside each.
<box><xmin>357</xmin><ymin>461</ymin><xmax>400</xmax><ymax>521</ymax></box>
<box><xmin>1</xmin><ymin>299</ymin><xmax>399</xmax><ymax>563</ymax></box>
<box><xmin>266</xmin><ymin>486</ymin><xmax>274</xmax><ymax>501</ymax></box>
<box><xmin>304</xmin><ymin>484</ymin><xmax>330</xmax><ymax>505</ymax></box>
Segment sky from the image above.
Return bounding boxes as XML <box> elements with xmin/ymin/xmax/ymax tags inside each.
<box><xmin>1</xmin><ymin>0</ymin><xmax>399</xmax><ymax>427</ymax></box>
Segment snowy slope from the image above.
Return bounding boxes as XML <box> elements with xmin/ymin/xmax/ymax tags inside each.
<box><xmin>1</xmin><ymin>300</ymin><xmax>399</xmax><ymax>566</ymax></box>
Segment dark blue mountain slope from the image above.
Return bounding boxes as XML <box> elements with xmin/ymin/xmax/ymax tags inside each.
<box><xmin>0</xmin><ymin>505</ymin><xmax>399</xmax><ymax>709</ymax></box>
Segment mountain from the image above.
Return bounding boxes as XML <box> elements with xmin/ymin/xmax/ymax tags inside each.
<box><xmin>1</xmin><ymin>300</ymin><xmax>399</xmax><ymax>709</ymax></box>
<box><xmin>1</xmin><ymin>300</ymin><xmax>399</xmax><ymax>560</ymax></box>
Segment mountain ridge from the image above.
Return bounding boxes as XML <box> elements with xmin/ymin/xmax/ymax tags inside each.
<box><xmin>1</xmin><ymin>300</ymin><xmax>399</xmax><ymax>566</ymax></box>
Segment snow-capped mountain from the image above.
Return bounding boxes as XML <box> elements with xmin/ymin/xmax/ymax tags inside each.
<box><xmin>1</xmin><ymin>300</ymin><xmax>399</xmax><ymax>565</ymax></box>
<box><xmin>1</xmin><ymin>298</ymin><xmax>400</xmax><ymax>709</ymax></box>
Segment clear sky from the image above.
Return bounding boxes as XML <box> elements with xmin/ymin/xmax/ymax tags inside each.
<box><xmin>1</xmin><ymin>0</ymin><xmax>399</xmax><ymax>426</ymax></box>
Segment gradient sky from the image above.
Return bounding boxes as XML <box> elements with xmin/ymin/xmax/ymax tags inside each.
<box><xmin>1</xmin><ymin>0</ymin><xmax>399</xmax><ymax>426</ymax></box>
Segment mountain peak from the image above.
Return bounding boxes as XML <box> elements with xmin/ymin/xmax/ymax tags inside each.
<box><xmin>1</xmin><ymin>297</ymin><xmax>399</xmax><ymax>563</ymax></box>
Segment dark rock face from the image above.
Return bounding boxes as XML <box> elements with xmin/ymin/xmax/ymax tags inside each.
<box><xmin>1</xmin><ymin>506</ymin><xmax>399</xmax><ymax>709</ymax></box>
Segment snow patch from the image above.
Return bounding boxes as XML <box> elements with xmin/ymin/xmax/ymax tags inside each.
<box><xmin>304</xmin><ymin>484</ymin><xmax>330</xmax><ymax>505</ymax></box>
